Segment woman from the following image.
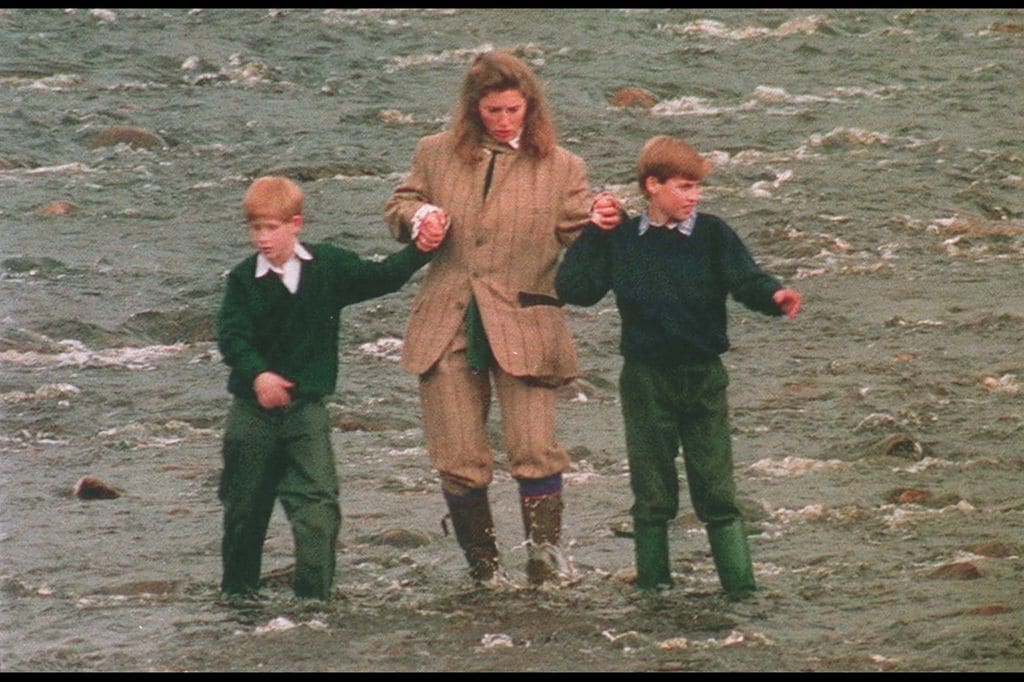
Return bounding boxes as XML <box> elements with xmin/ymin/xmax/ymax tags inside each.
<box><xmin>385</xmin><ymin>50</ymin><xmax>619</xmax><ymax>584</ymax></box>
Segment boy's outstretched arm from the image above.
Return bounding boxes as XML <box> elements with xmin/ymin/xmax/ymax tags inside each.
<box><xmin>336</xmin><ymin>242</ymin><xmax>433</xmax><ymax>308</ymax></box>
<box><xmin>555</xmin><ymin>224</ymin><xmax>614</xmax><ymax>307</ymax></box>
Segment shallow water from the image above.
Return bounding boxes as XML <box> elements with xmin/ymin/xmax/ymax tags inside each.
<box><xmin>2</xmin><ymin>8</ymin><xmax>1023</xmax><ymax>672</ymax></box>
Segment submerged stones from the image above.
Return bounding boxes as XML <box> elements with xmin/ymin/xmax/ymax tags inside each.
<box><xmin>877</xmin><ymin>433</ymin><xmax>925</xmax><ymax>459</ymax></box>
<box><xmin>364</xmin><ymin>528</ymin><xmax>432</xmax><ymax>549</ymax></box>
<box><xmin>608</xmin><ymin>86</ymin><xmax>657</xmax><ymax>109</ymax></box>
<box><xmin>34</xmin><ymin>201</ymin><xmax>78</xmax><ymax>216</ymax></box>
<box><xmin>71</xmin><ymin>475</ymin><xmax>122</xmax><ymax>500</ymax></box>
<box><xmin>929</xmin><ymin>561</ymin><xmax>982</xmax><ymax>581</ymax></box>
<box><xmin>966</xmin><ymin>541</ymin><xmax>1019</xmax><ymax>558</ymax></box>
<box><xmin>883</xmin><ymin>487</ymin><xmax>962</xmax><ymax>508</ymax></box>
<box><xmin>88</xmin><ymin>126</ymin><xmax>166</xmax><ymax>150</ymax></box>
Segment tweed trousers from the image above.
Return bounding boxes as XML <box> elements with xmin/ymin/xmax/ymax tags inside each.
<box><xmin>418</xmin><ymin>322</ymin><xmax>571</xmax><ymax>492</ymax></box>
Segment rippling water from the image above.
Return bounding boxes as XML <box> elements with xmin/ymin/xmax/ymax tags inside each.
<box><xmin>2</xmin><ymin>8</ymin><xmax>1023</xmax><ymax>672</ymax></box>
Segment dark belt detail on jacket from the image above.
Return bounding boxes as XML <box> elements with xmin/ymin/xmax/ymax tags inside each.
<box><xmin>518</xmin><ymin>292</ymin><xmax>564</xmax><ymax>308</ymax></box>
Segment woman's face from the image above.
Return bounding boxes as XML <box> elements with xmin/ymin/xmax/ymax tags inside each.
<box><xmin>477</xmin><ymin>88</ymin><xmax>527</xmax><ymax>144</ymax></box>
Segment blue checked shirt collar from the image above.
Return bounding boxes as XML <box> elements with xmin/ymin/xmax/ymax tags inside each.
<box><xmin>638</xmin><ymin>207</ymin><xmax>698</xmax><ymax>237</ymax></box>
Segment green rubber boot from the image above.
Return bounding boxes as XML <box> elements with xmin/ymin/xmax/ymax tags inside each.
<box><xmin>706</xmin><ymin>519</ymin><xmax>756</xmax><ymax>598</ymax></box>
<box><xmin>633</xmin><ymin>521</ymin><xmax>673</xmax><ymax>590</ymax></box>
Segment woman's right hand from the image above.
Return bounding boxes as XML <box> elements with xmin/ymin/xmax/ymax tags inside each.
<box><xmin>415</xmin><ymin>208</ymin><xmax>449</xmax><ymax>252</ymax></box>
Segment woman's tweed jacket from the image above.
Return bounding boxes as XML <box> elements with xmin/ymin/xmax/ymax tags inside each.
<box><xmin>385</xmin><ymin>130</ymin><xmax>594</xmax><ymax>384</ymax></box>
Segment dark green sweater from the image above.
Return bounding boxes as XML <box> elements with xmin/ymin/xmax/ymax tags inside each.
<box><xmin>217</xmin><ymin>242</ymin><xmax>430</xmax><ymax>402</ymax></box>
<box><xmin>555</xmin><ymin>213</ymin><xmax>782</xmax><ymax>366</ymax></box>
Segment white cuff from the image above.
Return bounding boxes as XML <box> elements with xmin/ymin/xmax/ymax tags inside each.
<box><xmin>411</xmin><ymin>204</ymin><xmax>448</xmax><ymax>240</ymax></box>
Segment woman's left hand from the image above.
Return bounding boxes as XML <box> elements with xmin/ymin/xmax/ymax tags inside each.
<box><xmin>590</xmin><ymin>192</ymin><xmax>622</xmax><ymax>231</ymax></box>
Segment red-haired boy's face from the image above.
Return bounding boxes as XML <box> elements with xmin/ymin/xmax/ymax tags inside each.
<box><xmin>247</xmin><ymin>213</ymin><xmax>302</xmax><ymax>267</ymax></box>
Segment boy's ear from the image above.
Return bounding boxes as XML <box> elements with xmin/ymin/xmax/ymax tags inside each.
<box><xmin>291</xmin><ymin>214</ymin><xmax>304</xmax><ymax>231</ymax></box>
<box><xmin>643</xmin><ymin>175</ymin><xmax>660</xmax><ymax>195</ymax></box>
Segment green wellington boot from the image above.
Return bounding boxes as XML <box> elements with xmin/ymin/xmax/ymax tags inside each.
<box><xmin>633</xmin><ymin>521</ymin><xmax>673</xmax><ymax>590</ymax></box>
<box><xmin>447</xmin><ymin>496</ymin><xmax>500</xmax><ymax>582</ymax></box>
<box><xmin>706</xmin><ymin>519</ymin><xmax>757</xmax><ymax>598</ymax></box>
<box><xmin>520</xmin><ymin>493</ymin><xmax>564</xmax><ymax>585</ymax></box>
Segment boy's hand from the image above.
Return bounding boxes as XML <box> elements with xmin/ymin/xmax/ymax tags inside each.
<box><xmin>773</xmin><ymin>288</ymin><xmax>802</xmax><ymax>319</ymax></box>
<box><xmin>590</xmin><ymin>192</ymin><xmax>623</xmax><ymax>231</ymax></box>
<box><xmin>415</xmin><ymin>209</ymin><xmax>449</xmax><ymax>252</ymax></box>
<box><xmin>254</xmin><ymin>371</ymin><xmax>295</xmax><ymax>409</ymax></box>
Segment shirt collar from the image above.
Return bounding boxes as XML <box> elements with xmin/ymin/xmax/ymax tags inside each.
<box><xmin>638</xmin><ymin>208</ymin><xmax>698</xmax><ymax>237</ymax></box>
<box><xmin>483</xmin><ymin>131</ymin><xmax>522</xmax><ymax>153</ymax></box>
<box><xmin>255</xmin><ymin>242</ymin><xmax>312</xmax><ymax>294</ymax></box>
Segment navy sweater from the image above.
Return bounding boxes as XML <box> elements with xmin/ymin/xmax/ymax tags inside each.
<box><xmin>217</xmin><ymin>242</ymin><xmax>430</xmax><ymax>402</ymax></box>
<box><xmin>555</xmin><ymin>213</ymin><xmax>782</xmax><ymax>366</ymax></box>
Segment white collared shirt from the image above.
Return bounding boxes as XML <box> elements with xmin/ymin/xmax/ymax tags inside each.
<box><xmin>255</xmin><ymin>242</ymin><xmax>313</xmax><ymax>294</ymax></box>
<box><xmin>638</xmin><ymin>207</ymin><xmax>699</xmax><ymax>237</ymax></box>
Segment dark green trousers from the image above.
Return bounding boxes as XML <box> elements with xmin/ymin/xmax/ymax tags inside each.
<box><xmin>219</xmin><ymin>398</ymin><xmax>340</xmax><ymax>600</ymax></box>
<box><xmin>620</xmin><ymin>358</ymin><xmax>742</xmax><ymax>527</ymax></box>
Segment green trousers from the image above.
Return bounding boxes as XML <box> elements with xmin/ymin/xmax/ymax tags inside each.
<box><xmin>619</xmin><ymin>358</ymin><xmax>742</xmax><ymax>527</ymax></box>
<box><xmin>219</xmin><ymin>398</ymin><xmax>340</xmax><ymax>600</ymax></box>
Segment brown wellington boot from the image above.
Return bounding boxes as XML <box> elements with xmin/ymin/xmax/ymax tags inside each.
<box><xmin>520</xmin><ymin>492</ymin><xmax>565</xmax><ymax>585</ymax></box>
<box><xmin>447</xmin><ymin>495</ymin><xmax>500</xmax><ymax>582</ymax></box>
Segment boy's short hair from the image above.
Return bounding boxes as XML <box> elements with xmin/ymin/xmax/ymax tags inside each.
<box><xmin>636</xmin><ymin>136</ymin><xmax>712</xmax><ymax>196</ymax></box>
<box><xmin>243</xmin><ymin>176</ymin><xmax>303</xmax><ymax>220</ymax></box>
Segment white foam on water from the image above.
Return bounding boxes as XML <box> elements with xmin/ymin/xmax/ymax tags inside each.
<box><xmin>747</xmin><ymin>168</ymin><xmax>794</xmax><ymax>198</ymax></box>
<box><xmin>88</xmin><ymin>9</ymin><xmax>117</xmax><ymax>23</ymax></box>
<box><xmin>651</xmin><ymin>96</ymin><xmax>723</xmax><ymax>117</ymax></box>
<box><xmin>657</xmin><ymin>15</ymin><xmax>828</xmax><ymax>41</ymax></box>
<box><xmin>4</xmin><ymin>162</ymin><xmax>95</xmax><ymax>175</ymax></box>
<box><xmin>881</xmin><ymin>500</ymin><xmax>975</xmax><ymax>527</ymax></box>
<box><xmin>657</xmin><ymin>629</ymin><xmax>774</xmax><ymax>651</ymax></box>
<box><xmin>96</xmin><ymin>420</ymin><xmax>219</xmax><ymax>449</ymax></box>
<box><xmin>1</xmin><ymin>383</ymin><xmax>81</xmax><ymax>405</ymax></box>
<box><xmin>807</xmin><ymin>127</ymin><xmax>897</xmax><ymax>148</ymax></box>
<box><xmin>383</xmin><ymin>42</ymin><xmax>550</xmax><ymax>74</ymax></box>
<box><xmin>0</xmin><ymin>340</ymin><xmax>188</xmax><ymax>370</ymax></box>
<box><xmin>385</xmin><ymin>43</ymin><xmax>497</xmax><ymax>73</ymax></box>
<box><xmin>378</xmin><ymin>109</ymin><xmax>451</xmax><ymax>127</ymax></box>
<box><xmin>747</xmin><ymin>456</ymin><xmax>847</xmax><ymax>478</ymax></box>
<box><xmin>356</xmin><ymin>336</ymin><xmax>404</xmax><ymax>362</ymax></box>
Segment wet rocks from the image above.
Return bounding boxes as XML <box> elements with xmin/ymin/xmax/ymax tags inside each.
<box><xmin>89</xmin><ymin>126</ymin><xmax>166</xmax><ymax>150</ymax></box>
<box><xmin>886</xmin><ymin>487</ymin><xmax>930</xmax><ymax>504</ymax></box>
<box><xmin>71</xmin><ymin>475</ymin><xmax>122</xmax><ymax>500</ymax></box>
<box><xmin>608</xmin><ymin>86</ymin><xmax>657</xmax><ymax>109</ymax></box>
<box><xmin>989</xmin><ymin>22</ymin><xmax>1024</xmax><ymax>34</ymax></box>
<box><xmin>929</xmin><ymin>561</ymin><xmax>982</xmax><ymax>580</ymax></box>
<box><xmin>966</xmin><ymin>541</ymin><xmax>1018</xmax><ymax>558</ymax></box>
<box><xmin>961</xmin><ymin>604</ymin><xmax>1013</xmax><ymax>616</ymax></box>
<box><xmin>877</xmin><ymin>433</ymin><xmax>925</xmax><ymax>459</ymax></box>
<box><xmin>363</xmin><ymin>528</ymin><xmax>433</xmax><ymax>549</ymax></box>
<box><xmin>884</xmin><ymin>487</ymin><xmax>963</xmax><ymax>509</ymax></box>
<box><xmin>34</xmin><ymin>201</ymin><xmax>78</xmax><ymax>216</ymax></box>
